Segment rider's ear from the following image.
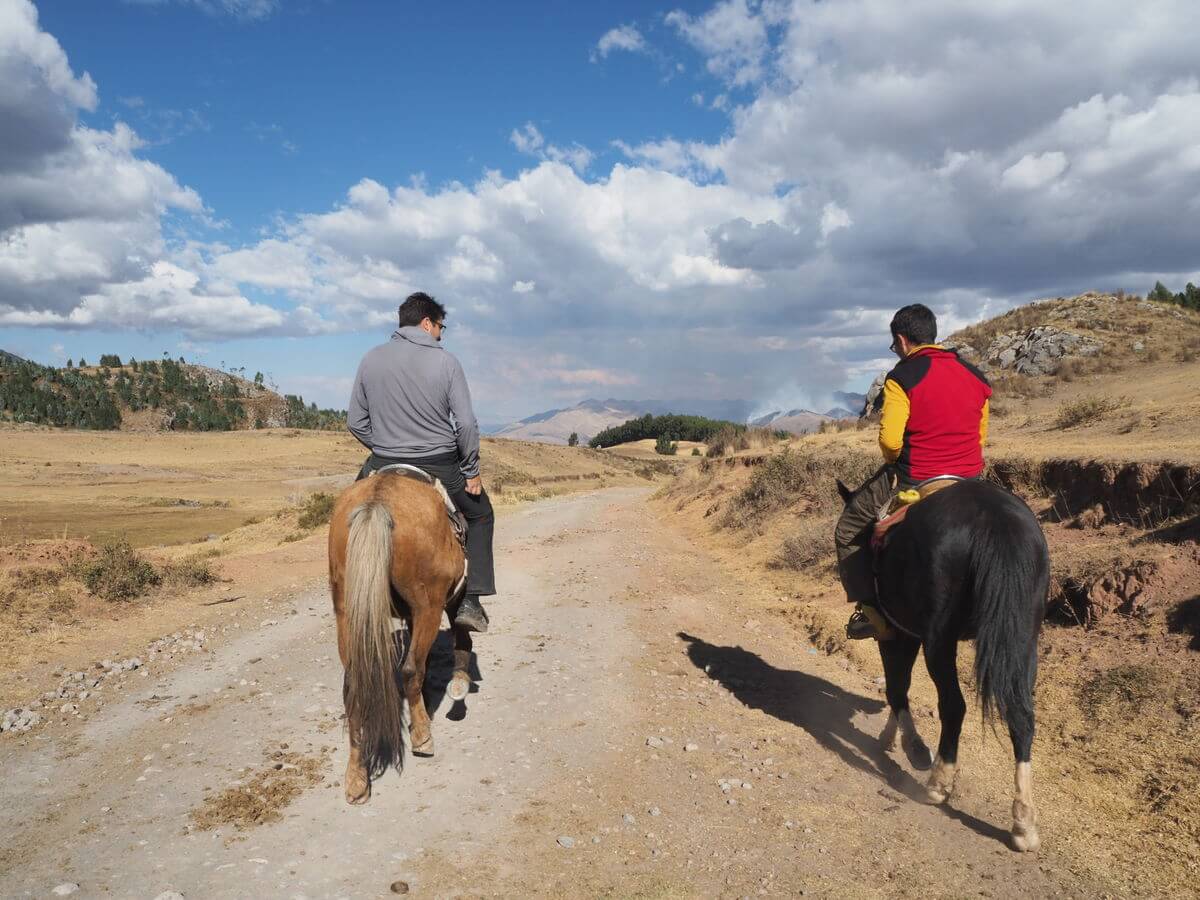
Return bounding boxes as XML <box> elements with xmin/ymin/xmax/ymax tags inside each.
<box><xmin>836</xmin><ymin>480</ymin><xmax>853</xmax><ymax>503</ymax></box>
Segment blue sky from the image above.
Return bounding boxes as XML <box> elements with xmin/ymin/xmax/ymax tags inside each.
<box><xmin>4</xmin><ymin>0</ymin><xmax>1200</xmax><ymax>419</ymax></box>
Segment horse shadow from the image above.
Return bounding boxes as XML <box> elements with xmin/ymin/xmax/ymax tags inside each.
<box><xmin>677</xmin><ymin>631</ymin><xmax>1010</xmax><ymax>845</ymax></box>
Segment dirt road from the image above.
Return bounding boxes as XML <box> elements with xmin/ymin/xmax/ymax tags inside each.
<box><xmin>1</xmin><ymin>488</ymin><xmax>1103</xmax><ymax>898</ymax></box>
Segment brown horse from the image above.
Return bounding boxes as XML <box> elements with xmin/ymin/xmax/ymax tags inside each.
<box><xmin>327</xmin><ymin>471</ymin><xmax>473</xmax><ymax>804</ymax></box>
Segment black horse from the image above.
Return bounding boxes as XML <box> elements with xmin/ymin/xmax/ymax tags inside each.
<box><xmin>836</xmin><ymin>477</ymin><xmax>1050</xmax><ymax>852</ymax></box>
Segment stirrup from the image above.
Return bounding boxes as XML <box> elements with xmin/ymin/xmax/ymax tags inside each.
<box><xmin>846</xmin><ymin>604</ymin><xmax>895</xmax><ymax>641</ymax></box>
<box><xmin>454</xmin><ymin>595</ymin><xmax>489</xmax><ymax>633</ymax></box>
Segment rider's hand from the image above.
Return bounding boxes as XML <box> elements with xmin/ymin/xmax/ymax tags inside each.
<box><xmin>465</xmin><ymin>475</ymin><xmax>483</xmax><ymax>496</ymax></box>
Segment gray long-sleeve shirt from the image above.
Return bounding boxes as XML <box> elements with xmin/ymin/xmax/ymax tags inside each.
<box><xmin>347</xmin><ymin>326</ymin><xmax>481</xmax><ymax>477</ymax></box>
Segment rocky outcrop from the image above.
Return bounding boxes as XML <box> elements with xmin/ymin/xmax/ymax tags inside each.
<box><xmin>861</xmin><ymin>372</ymin><xmax>887</xmax><ymax>418</ymax></box>
<box><xmin>985</xmin><ymin>326</ymin><xmax>1102</xmax><ymax>375</ymax></box>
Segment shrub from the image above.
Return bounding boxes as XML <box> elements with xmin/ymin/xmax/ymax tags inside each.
<box><xmin>1053</xmin><ymin>396</ymin><xmax>1128</xmax><ymax>429</ymax></box>
<box><xmin>567</xmin><ymin>432</ymin><xmax>579</xmax><ymax>447</ymax></box>
<box><xmin>73</xmin><ymin>540</ymin><xmax>160</xmax><ymax>601</ymax></box>
<box><xmin>691</xmin><ymin>447</ymin><xmax>701</xmax><ymax>456</ymax></box>
<box><xmin>768</xmin><ymin>519</ymin><xmax>835</xmax><ymax>570</ymax></box>
<box><xmin>298</xmin><ymin>491</ymin><xmax>336</xmax><ymax>529</ymax></box>
<box><xmin>161</xmin><ymin>553</ymin><xmax>218</xmax><ymax>587</ymax></box>
<box><xmin>654</xmin><ymin>434</ymin><xmax>678</xmax><ymax>456</ymax></box>
<box><xmin>1078</xmin><ymin>663</ymin><xmax>1166</xmax><ymax>717</ymax></box>
<box><xmin>721</xmin><ymin>448</ymin><xmax>876</xmax><ymax>530</ymax></box>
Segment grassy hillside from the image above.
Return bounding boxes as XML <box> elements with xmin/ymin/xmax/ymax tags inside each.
<box><xmin>0</xmin><ymin>354</ymin><xmax>344</xmax><ymax>432</ymax></box>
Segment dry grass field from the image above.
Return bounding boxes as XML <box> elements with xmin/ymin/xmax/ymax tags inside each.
<box><xmin>602</xmin><ymin>438</ymin><xmax>708</xmax><ymax>460</ymax></box>
<box><xmin>0</xmin><ymin>429</ymin><xmax>655</xmax><ymax>703</ymax></box>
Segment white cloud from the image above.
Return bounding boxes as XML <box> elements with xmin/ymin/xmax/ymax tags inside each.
<box><xmin>1001</xmin><ymin>152</ymin><xmax>1068</xmax><ymax>191</ymax></box>
<box><xmin>512</xmin><ymin>279</ymin><xmax>536</xmax><ymax>293</ymax></box>
<box><xmin>510</xmin><ymin>121</ymin><xmax>593</xmax><ymax>173</ymax></box>
<box><xmin>125</xmin><ymin>0</ymin><xmax>280</xmax><ymax>21</ymax></box>
<box><xmin>0</xmin><ymin>0</ymin><xmax>293</xmax><ymax>338</ymax></box>
<box><xmin>593</xmin><ymin>24</ymin><xmax>646</xmax><ymax>60</ymax></box>
<box><xmin>666</xmin><ymin>0</ymin><xmax>785</xmax><ymax>87</ymax></box>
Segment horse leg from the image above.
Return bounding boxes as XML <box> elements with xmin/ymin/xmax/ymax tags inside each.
<box><xmin>332</xmin><ymin>577</ymin><xmax>371</xmax><ymax>805</ymax></box>
<box><xmin>1008</xmin><ymin>692</ymin><xmax>1040</xmax><ymax>851</ymax></box>
<box><xmin>448</xmin><ymin>623</ymin><xmax>473</xmax><ymax>702</ymax></box>
<box><xmin>921</xmin><ymin>639</ymin><xmax>966</xmax><ymax>804</ymax></box>
<box><xmin>877</xmin><ymin>636</ymin><xmax>932</xmax><ymax>770</ymax></box>
<box><xmin>402</xmin><ymin>594</ymin><xmax>441</xmax><ymax>757</ymax></box>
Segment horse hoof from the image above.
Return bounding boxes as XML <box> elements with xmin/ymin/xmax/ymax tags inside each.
<box><xmin>1011</xmin><ymin>826</ymin><xmax>1041</xmax><ymax>853</ymax></box>
<box><xmin>344</xmin><ymin>773</ymin><xmax>371</xmax><ymax>805</ymax></box>
<box><xmin>412</xmin><ymin>737</ymin><xmax>435</xmax><ymax>757</ymax></box>
<box><xmin>447</xmin><ymin>671</ymin><xmax>471</xmax><ymax>702</ymax></box>
<box><xmin>924</xmin><ymin>785</ymin><xmax>950</xmax><ymax>805</ymax></box>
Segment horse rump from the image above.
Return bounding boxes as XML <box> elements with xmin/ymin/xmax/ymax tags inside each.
<box><xmin>343</xmin><ymin>500</ymin><xmax>405</xmax><ymax>777</ymax></box>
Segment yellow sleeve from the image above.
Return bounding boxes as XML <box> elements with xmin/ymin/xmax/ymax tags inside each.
<box><xmin>878</xmin><ymin>378</ymin><xmax>910</xmax><ymax>463</ymax></box>
<box><xmin>979</xmin><ymin>398</ymin><xmax>990</xmax><ymax>447</ymax></box>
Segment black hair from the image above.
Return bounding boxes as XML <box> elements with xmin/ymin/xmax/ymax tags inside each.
<box><xmin>890</xmin><ymin>303</ymin><xmax>937</xmax><ymax>345</ymax></box>
<box><xmin>397</xmin><ymin>292</ymin><xmax>447</xmax><ymax>328</ymax></box>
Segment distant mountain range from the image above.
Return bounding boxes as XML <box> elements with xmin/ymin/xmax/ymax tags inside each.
<box><xmin>488</xmin><ymin>392</ymin><xmax>865</xmax><ymax>445</ymax></box>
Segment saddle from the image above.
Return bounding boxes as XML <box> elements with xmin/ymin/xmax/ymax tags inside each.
<box><xmin>870</xmin><ymin>475</ymin><xmax>964</xmax><ymax>552</ymax></box>
<box><xmin>370</xmin><ymin>463</ymin><xmax>469</xmax><ymax>552</ymax></box>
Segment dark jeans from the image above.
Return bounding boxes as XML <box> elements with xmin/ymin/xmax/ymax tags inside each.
<box><xmin>357</xmin><ymin>451</ymin><xmax>496</xmax><ymax>597</ymax></box>
<box><xmin>834</xmin><ymin>466</ymin><xmax>909</xmax><ymax>607</ymax></box>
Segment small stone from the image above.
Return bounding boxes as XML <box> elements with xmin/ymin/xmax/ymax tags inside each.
<box><xmin>684</xmin><ymin>743</ymin><xmax>699</xmax><ymax>752</ymax></box>
<box><xmin>645</xmin><ymin>736</ymin><xmax>664</xmax><ymax>749</ymax></box>
<box><xmin>389</xmin><ymin>882</ymin><xmax>410</xmax><ymax>895</ymax></box>
<box><xmin>153</xmin><ymin>893</ymin><xmax>186</xmax><ymax>900</ymax></box>
<box><xmin>52</xmin><ymin>885</ymin><xmax>80</xmax><ymax>897</ymax></box>
<box><xmin>591</xmin><ymin>836</ymin><xmax>601</xmax><ymax>844</ymax></box>
<box><xmin>623</xmin><ymin>813</ymin><xmax>636</xmax><ymax>825</ymax></box>
<box><xmin>557</xmin><ymin>835</ymin><xmax>575</xmax><ymax>849</ymax></box>
<box><xmin>649</xmin><ymin>807</ymin><xmax>661</xmax><ymax>817</ymax></box>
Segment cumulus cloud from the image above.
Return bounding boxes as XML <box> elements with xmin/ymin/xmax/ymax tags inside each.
<box><xmin>593</xmin><ymin>24</ymin><xmax>646</xmax><ymax>60</ymax></box>
<box><xmin>510</xmin><ymin>122</ymin><xmax>593</xmax><ymax>173</ymax></box>
<box><xmin>9</xmin><ymin>0</ymin><xmax>1200</xmax><ymax>415</ymax></box>
<box><xmin>666</xmin><ymin>0</ymin><xmax>785</xmax><ymax>87</ymax></box>
<box><xmin>0</xmin><ymin>0</ymin><xmax>288</xmax><ymax>337</ymax></box>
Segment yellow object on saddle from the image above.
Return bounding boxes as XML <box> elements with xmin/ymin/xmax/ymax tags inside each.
<box><xmin>872</xmin><ymin>477</ymin><xmax>963</xmax><ymax>551</ymax></box>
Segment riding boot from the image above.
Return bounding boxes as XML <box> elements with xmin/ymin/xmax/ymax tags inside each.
<box><xmin>846</xmin><ymin>603</ymin><xmax>896</xmax><ymax>641</ymax></box>
<box><xmin>454</xmin><ymin>594</ymin><xmax>489</xmax><ymax>633</ymax></box>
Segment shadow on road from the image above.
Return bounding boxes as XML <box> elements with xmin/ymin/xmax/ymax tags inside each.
<box><xmin>677</xmin><ymin>631</ymin><xmax>1011</xmax><ymax>847</ymax></box>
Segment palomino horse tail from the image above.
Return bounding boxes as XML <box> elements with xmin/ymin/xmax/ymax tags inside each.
<box><xmin>344</xmin><ymin>500</ymin><xmax>404</xmax><ymax>777</ymax></box>
<box><xmin>970</xmin><ymin>510</ymin><xmax>1050</xmax><ymax>726</ymax></box>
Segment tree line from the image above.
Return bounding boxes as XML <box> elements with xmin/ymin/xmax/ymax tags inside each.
<box><xmin>0</xmin><ymin>353</ymin><xmax>345</xmax><ymax>432</ymax></box>
<box><xmin>1147</xmin><ymin>281</ymin><xmax>1200</xmax><ymax>311</ymax></box>
<box><xmin>588</xmin><ymin>413</ymin><xmax>745</xmax><ymax>449</ymax></box>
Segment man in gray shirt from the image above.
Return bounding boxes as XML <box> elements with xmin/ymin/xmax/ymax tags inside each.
<box><xmin>347</xmin><ymin>292</ymin><xmax>494</xmax><ymax>632</ymax></box>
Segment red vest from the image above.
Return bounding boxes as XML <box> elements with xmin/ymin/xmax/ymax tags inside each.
<box><xmin>887</xmin><ymin>347</ymin><xmax>991</xmax><ymax>482</ymax></box>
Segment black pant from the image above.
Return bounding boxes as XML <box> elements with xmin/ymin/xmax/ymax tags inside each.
<box><xmin>834</xmin><ymin>466</ymin><xmax>909</xmax><ymax>607</ymax></box>
<box><xmin>356</xmin><ymin>451</ymin><xmax>496</xmax><ymax>597</ymax></box>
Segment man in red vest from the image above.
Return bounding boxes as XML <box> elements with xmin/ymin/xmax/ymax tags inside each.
<box><xmin>835</xmin><ymin>303</ymin><xmax>992</xmax><ymax>640</ymax></box>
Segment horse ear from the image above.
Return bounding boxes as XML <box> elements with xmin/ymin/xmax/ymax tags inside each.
<box><xmin>836</xmin><ymin>480</ymin><xmax>853</xmax><ymax>503</ymax></box>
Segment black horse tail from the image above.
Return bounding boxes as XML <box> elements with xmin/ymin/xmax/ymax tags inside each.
<box><xmin>970</xmin><ymin>514</ymin><xmax>1049</xmax><ymax>724</ymax></box>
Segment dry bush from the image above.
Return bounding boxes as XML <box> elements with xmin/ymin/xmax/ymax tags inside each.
<box><xmin>721</xmin><ymin>448</ymin><xmax>876</xmax><ymax>531</ymax></box>
<box><xmin>71</xmin><ymin>540</ymin><xmax>160</xmax><ymax>601</ymax></box>
<box><xmin>1078</xmin><ymin>663</ymin><xmax>1167</xmax><ymax>718</ymax></box>
<box><xmin>769</xmin><ymin>518</ymin><xmax>836</xmax><ymax>571</ymax></box>
<box><xmin>297</xmin><ymin>491</ymin><xmax>336</xmax><ymax>529</ymax></box>
<box><xmin>818</xmin><ymin>418</ymin><xmax>860</xmax><ymax>434</ymax></box>
<box><xmin>161</xmin><ymin>553</ymin><xmax>218</xmax><ymax>587</ymax></box>
<box><xmin>1053</xmin><ymin>395</ymin><xmax>1129</xmax><ymax>429</ymax></box>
